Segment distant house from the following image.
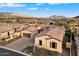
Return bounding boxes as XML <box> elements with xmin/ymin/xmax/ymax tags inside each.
<box><xmin>21</xmin><ymin>25</ymin><xmax>38</xmax><ymax>38</ymax></box>
<box><xmin>34</xmin><ymin>27</ymin><xmax>65</xmax><ymax>53</ymax></box>
<box><xmin>12</xmin><ymin>24</ymin><xmax>26</xmax><ymax>32</ymax></box>
<box><xmin>37</xmin><ymin>24</ymin><xmax>51</xmax><ymax>33</ymax></box>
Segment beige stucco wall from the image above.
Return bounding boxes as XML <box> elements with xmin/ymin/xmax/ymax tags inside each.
<box><xmin>35</xmin><ymin>36</ymin><xmax>50</xmax><ymax>48</ymax></box>
<box><xmin>46</xmin><ymin>39</ymin><xmax>62</xmax><ymax>53</ymax></box>
<box><xmin>0</xmin><ymin>30</ymin><xmax>14</xmax><ymax>39</ymax></box>
<box><xmin>21</xmin><ymin>30</ymin><xmax>31</xmax><ymax>37</ymax></box>
<box><xmin>6</xmin><ymin>32</ymin><xmax>21</xmax><ymax>41</ymax></box>
<box><xmin>35</xmin><ymin>36</ymin><xmax>62</xmax><ymax>53</ymax></box>
<box><xmin>0</xmin><ymin>29</ymin><xmax>22</xmax><ymax>42</ymax></box>
<box><xmin>12</xmin><ymin>32</ymin><xmax>21</xmax><ymax>38</ymax></box>
<box><xmin>21</xmin><ymin>30</ymin><xmax>38</xmax><ymax>38</ymax></box>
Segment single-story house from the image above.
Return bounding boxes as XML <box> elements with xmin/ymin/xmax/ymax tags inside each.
<box><xmin>21</xmin><ymin>25</ymin><xmax>38</xmax><ymax>38</ymax></box>
<box><xmin>0</xmin><ymin>24</ymin><xmax>24</xmax><ymax>42</ymax></box>
<box><xmin>34</xmin><ymin>27</ymin><xmax>65</xmax><ymax>53</ymax></box>
<box><xmin>0</xmin><ymin>24</ymin><xmax>14</xmax><ymax>41</ymax></box>
<box><xmin>12</xmin><ymin>24</ymin><xmax>26</xmax><ymax>32</ymax></box>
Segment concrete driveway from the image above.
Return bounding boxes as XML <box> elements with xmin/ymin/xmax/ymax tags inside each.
<box><xmin>5</xmin><ymin>37</ymin><xmax>34</xmax><ymax>51</ymax></box>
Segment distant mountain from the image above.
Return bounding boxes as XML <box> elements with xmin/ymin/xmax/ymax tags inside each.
<box><xmin>0</xmin><ymin>13</ymin><xmax>19</xmax><ymax>18</ymax></box>
<box><xmin>0</xmin><ymin>12</ymin><xmax>37</xmax><ymax>19</ymax></box>
<box><xmin>74</xmin><ymin>16</ymin><xmax>79</xmax><ymax>18</ymax></box>
<box><xmin>49</xmin><ymin>15</ymin><xmax>66</xmax><ymax>19</ymax></box>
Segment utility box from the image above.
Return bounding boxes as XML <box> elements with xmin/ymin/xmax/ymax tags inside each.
<box><xmin>66</xmin><ymin>42</ymin><xmax>71</xmax><ymax>48</ymax></box>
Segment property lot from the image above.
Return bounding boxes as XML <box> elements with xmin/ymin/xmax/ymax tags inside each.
<box><xmin>5</xmin><ymin>37</ymin><xmax>34</xmax><ymax>51</ymax></box>
<box><xmin>22</xmin><ymin>46</ymin><xmax>59</xmax><ymax>56</ymax></box>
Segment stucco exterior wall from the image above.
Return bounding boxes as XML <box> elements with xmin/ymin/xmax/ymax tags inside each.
<box><xmin>21</xmin><ymin>30</ymin><xmax>38</xmax><ymax>38</ymax></box>
<box><xmin>21</xmin><ymin>30</ymin><xmax>31</xmax><ymax>37</ymax></box>
<box><xmin>46</xmin><ymin>39</ymin><xmax>62</xmax><ymax>53</ymax></box>
<box><xmin>35</xmin><ymin>36</ymin><xmax>62</xmax><ymax>53</ymax></box>
<box><xmin>6</xmin><ymin>32</ymin><xmax>21</xmax><ymax>41</ymax></box>
<box><xmin>0</xmin><ymin>30</ymin><xmax>14</xmax><ymax>40</ymax></box>
<box><xmin>35</xmin><ymin>36</ymin><xmax>50</xmax><ymax>48</ymax></box>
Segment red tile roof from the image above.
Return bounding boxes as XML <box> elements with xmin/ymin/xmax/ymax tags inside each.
<box><xmin>35</xmin><ymin>27</ymin><xmax>65</xmax><ymax>42</ymax></box>
<box><xmin>26</xmin><ymin>25</ymin><xmax>38</xmax><ymax>32</ymax></box>
<box><xmin>46</xmin><ymin>27</ymin><xmax>65</xmax><ymax>41</ymax></box>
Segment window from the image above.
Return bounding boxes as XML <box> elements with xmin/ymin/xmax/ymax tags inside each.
<box><xmin>38</xmin><ymin>29</ymin><xmax>43</xmax><ymax>33</ymax></box>
<box><xmin>14</xmin><ymin>28</ymin><xmax>17</xmax><ymax>32</ymax></box>
<box><xmin>50</xmin><ymin>22</ymin><xmax>53</xmax><ymax>25</ymax></box>
<box><xmin>50</xmin><ymin>42</ymin><xmax>57</xmax><ymax>49</ymax></box>
<box><xmin>7</xmin><ymin>32</ymin><xmax>10</xmax><ymax>36</ymax></box>
<box><xmin>78</xmin><ymin>34</ymin><xmax>79</xmax><ymax>37</ymax></box>
<box><xmin>39</xmin><ymin>40</ymin><xmax>42</xmax><ymax>45</ymax></box>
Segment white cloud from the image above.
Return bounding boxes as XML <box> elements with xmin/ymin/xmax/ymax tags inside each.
<box><xmin>48</xmin><ymin>3</ymin><xmax>62</xmax><ymax>5</ymax></box>
<box><xmin>0</xmin><ymin>3</ymin><xmax>26</xmax><ymax>7</ymax></box>
<box><xmin>46</xmin><ymin>8</ymin><xmax>49</xmax><ymax>10</ymax></box>
<box><xmin>46</xmin><ymin>8</ymin><xmax>52</xmax><ymax>10</ymax></box>
<box><xmin>36</xmin><ymin>3</ymin><xmax>41</xmax><ymax>5</ymax></box>
<box><xmin>36</xmin><ymin>3</ymin><xmax>45</xmax><ymax>6</ymax></box>
<box><xmin>27</xmin><ymin>7</ymin><xmax>38</xmax><ymax>10</ymax></box>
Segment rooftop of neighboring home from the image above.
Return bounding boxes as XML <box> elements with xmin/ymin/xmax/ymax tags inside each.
<box><xmin>12</xmin><ymin>23</ymin><xmax>25</xmax><ymax>28</ymax></box>
<box><xmin>25</xmin><ymin>24</ymin><xmax>53</xmax><ymax>32</ymax></box>
<box><xmin>0</xmin><ymin>23</ymin><xmax>26</xmax><ymax>33</ymax></box>
<box><xmin>37</xmin><ymin>24</ymin><xmax>49</xmax><ymax>30</ymax></box>
<box><xmin>0</xmin><ymin>24</ymin><xmax>13</xmax><ymax>33</ymax></box>
<box><xmin>26</xmin><ymin>25</ymin><xmax>38</xmax><ymax>32</ymax></box>
<box><xmin>35</xmin><ymin>27</ymin><xmax>65</xmax><ymax>42</ymax></box>
<box><xmin>37</xmin><ymin>24</ymin><xmax>65</xmax><ymax>30</ymax></box>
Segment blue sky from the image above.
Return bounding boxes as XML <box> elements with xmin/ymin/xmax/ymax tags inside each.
<box><xmin>0</xmin><ymin>3</ymin><xmax>79</xmax><ymax>17</ymax></box>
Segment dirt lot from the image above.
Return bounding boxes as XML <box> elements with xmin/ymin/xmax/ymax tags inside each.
<box><xmin>22</xmin><ymin>46</ymin><xmax>59</xmax><ymax>56</ymax></box>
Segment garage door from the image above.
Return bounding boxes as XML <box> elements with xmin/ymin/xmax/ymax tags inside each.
<box><xmin>23</xmin><ymin>33</ymin><xmax>31</xmax><ymax>37</ymax></box>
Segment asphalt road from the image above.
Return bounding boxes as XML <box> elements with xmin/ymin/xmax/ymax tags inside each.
<box><xmin>0</xmin><ymin>46</ymin><xmax>30</xmax><ymax>56</ymax></box>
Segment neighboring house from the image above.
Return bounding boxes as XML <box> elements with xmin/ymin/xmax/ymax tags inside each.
<box><xmin>0</xmin><ymin>24</ymin><xmax>24</xmax><ymax>42</ymax></box>
<box><xmin>0</xmin><ymin>25</ymin><xmax>14</xmax><ymax>41</ymax></box>
<box><xmin>34</xmin><ymin>27</ymin><xmax>65</xmax><ymax>53</ymax></box>
<box><xmin>12</xmin><ymin>24</ymin><xmax>26</xmax><ymax>32</ymax></box>
<box><xmin>21</xmin><ymin>25</ymin><xmax>38</xmax><ymax>38</ymax></box>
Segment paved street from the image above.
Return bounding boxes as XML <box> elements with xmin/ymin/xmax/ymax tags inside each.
<box><xmin>71</xmin><ymin>33</ymin><xmax>77</xmax><ymax>56</ymax></box>
<box><xmin>5</xmin><ymin>37</ymin><xmax>34</xmax><ymax>51</ymax></box>
<box><xmin>0</xmin><ymin>46</ymin><xmax>30</xmax><ymax>56</ymax></box>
